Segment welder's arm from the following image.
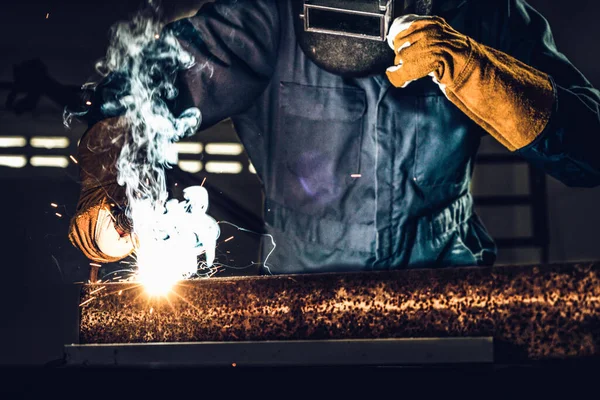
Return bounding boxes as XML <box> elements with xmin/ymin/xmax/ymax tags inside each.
<box><xmin>506</xmin><ymin>0</ymin><xmax>600</xmax><ymax>188</ymax></box>
<box><xmin>386</xmin><ymin>1</ymin><xmax>600</xmax><ymax>187</ymax></box>
<box><xmin>165</xmin><ymin>0</ymin><xmax>280</xmax><ymax>129</ymax></box>
<box><xmin>68</xmin><ymin>117</ymin><xmax>135</xmax><ymax>263</ymax></box>
<box><xmin>386</xmin><ymin>14</ymin><xmax>554</xmax><ymax>152</ymax></box>
<box><xmin>86</xmin><ymin>0</ymin><xmax>279</xmax><ymax>128</ymax></box>
<box><xmin>71</xmin><ymin>0</ymin><xmax>279</xmax><ymax>262</ymax></box>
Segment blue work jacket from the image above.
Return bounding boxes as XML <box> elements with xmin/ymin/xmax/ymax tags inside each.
<box><xmin>92</xmin><ymin>0</ymin><xmax>600</xmax><ymax>274</ymax></box>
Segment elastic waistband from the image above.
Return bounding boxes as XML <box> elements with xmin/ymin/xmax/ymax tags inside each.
<box><xmin>264</xmin><ymin>193</ymin><xmax>473</xmax><ymax>254</ymax></box>
<box><xmin>415</xmin><ymin>192</ymin><xmax>474</xmax><ymax>242</ymax></box>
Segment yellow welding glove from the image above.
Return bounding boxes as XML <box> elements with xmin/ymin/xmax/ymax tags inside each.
<box><xmin>68</xmin><ymin>117</ymin><xmax>135</xmax><ymax>263</ymax></box>
<box><xmin>385</xmin><ymin>15</ymin><xmax>554</xmax><ymax>151</ymax></box>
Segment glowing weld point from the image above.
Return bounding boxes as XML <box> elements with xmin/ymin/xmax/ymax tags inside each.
<box><xmin>142</xmin><ymin>278</ymin><xmax>176</xmax><ymax>297</ymax></box>
<box><xmin>351</xmin><ymin>174</ymin><xmax>362</xmax><ymax>178</ymax></box>
<box><xmin>50</xmin><ymin>203</ymin><xmax>58</xmax><ymax>208</ymax></box>
<box><xmin>69</xmin><ymin>155</ymin><xmax>78</xmax><ymax>164</ymax></box>
<box><xmin>55</xmin><ymin>213</ymin><xmax>62</xmax><ymax>218</ymax></box>
<box><xmin>135</xmin><ymin>185</ymin><xmax>220</xmax><ymax>296</ymax></box>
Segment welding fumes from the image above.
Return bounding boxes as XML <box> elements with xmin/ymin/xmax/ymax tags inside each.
<box><xmin>85</xmin><ymin>1</ymin><xmax>219</xmax><ymax>294</ymax></box>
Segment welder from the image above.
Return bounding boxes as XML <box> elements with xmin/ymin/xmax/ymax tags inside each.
<box><xmin>69</xmin><ymin>0</ymin><xmax>600</xmax><ymax>274</ymax></box>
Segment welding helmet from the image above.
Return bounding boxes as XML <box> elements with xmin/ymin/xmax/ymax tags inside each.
<box><xmin>292</xmin><ymin>0</ymin><xmax>432</xmax><ymax>77</ymax></box>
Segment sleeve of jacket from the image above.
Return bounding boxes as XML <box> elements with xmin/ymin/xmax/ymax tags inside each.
<box><xmin>506</xmin><ymin>0</ymin><xmax>600</xmax><ymax>187</ymax></box>
<box><xmin>166</xmin><ymin>0</ymin><xmax>280</xmax><ymax>129</ymax></box>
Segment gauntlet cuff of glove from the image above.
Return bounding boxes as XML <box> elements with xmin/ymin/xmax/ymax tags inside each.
<box><xmin>445</xmin><ymin>39</ymin><xmax>554</xmax><ymax>151</ymax></box>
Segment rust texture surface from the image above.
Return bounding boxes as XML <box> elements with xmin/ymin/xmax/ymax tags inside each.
<box><xmin>79</xmin><ymin>263</ymin><xmax>600</xmax><ymax>360</ymax></box>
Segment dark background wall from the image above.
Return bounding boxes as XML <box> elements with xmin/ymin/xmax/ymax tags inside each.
<box><xmin>0</xmin><ymin>0</ymin><xmax>599</xmax><ymax>365</ymax></box>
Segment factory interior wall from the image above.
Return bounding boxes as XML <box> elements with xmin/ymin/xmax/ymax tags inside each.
<box><xmin>0</xmin><ymin>0</ymin><xmax>599</xmax><ymax>365</ymax></box>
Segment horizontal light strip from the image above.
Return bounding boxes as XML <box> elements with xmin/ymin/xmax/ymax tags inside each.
<box><xmin>249</xmin><ymin>163</ymin><xmax>257</xmax><ymax>174</ymax></box>
<box><xmin>30</xmin><ymin>156</ymin><xmax>69</xmax><ymax>168</ymax></box>
<box><xmin>205</xmin><ymin>161</ymin><xmax>243</xmax><ymax>174</ymax></box>
<box><xmin>174</xmin><ymin>142</ymin><xmax>203</xmax><ymax>154</ymax></box>
<box><xmin>0</xmin><ymin>137</ymin><xmax>27</xmax><ymax>148</ymax></box>
<box><xmin>0</xmin><ymin>155</ymin><xmax>26</xmax><ymax>168</ymax></box>
<box><xmin>205</xmin><ymin>143</ymin><xmax>243</xmax><ymax>156</ymax></box>
<box><xmin>178</xmin><ymin>160</ymin><xmax>203</xmax><ymax>173</ymax></box>
<box><xmin>30</xmin><ymin>136</ymin><xmax>70</xmax><ymax>149</ymax></box>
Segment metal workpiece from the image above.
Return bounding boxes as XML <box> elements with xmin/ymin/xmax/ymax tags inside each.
<box><xmin>78</xmin><ymin>263</ymin><xmax>600</xmax><ymax>361</ymax></box>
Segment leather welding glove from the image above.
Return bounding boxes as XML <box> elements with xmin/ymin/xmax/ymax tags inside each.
<box><xmin>385</xmin><ymin>14</ymin><xmax>554</xmax><ymax>151</ymax></box>
<box><xmin>68</xmin><ymin>117</ymin><xmax>135</xmax><ymax>263</ymax></box>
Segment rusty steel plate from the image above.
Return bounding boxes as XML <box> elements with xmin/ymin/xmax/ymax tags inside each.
<box><xmin>79</xmin><ymin>262</ymin><xmax>600</xmax><ymax>361</ymax></box>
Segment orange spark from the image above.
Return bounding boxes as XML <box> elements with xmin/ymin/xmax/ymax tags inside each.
<box><xmin>89</xmin><ymin>286</ymin><xmax>106</xmax><ymax>295</ymax></box>
<box><xmin>224</xmin><ymin>236</ymin><xmax>234</xmax><ymax>243</ymax></box>
<box><xmin>69</xmin><ymin>155</ymin><xmax>78</xmax><ymax>164</ymax></box>
<box><xmin>79</xmin><ymin>297</ymin><xmax>95</xmax><ymax>307</ymax></box>
<box><xmin>350</xmin><ymin>174</ymin><xmax>362</xmax><ymax>178</ymax></box>
<box><xmin>46</xmin><ymin>13</ymin><xmax>50</xmax><ymax>19</ymax></box>
<box><xmin>201</xmin><ymin>177</ymin><xmax>207</xmax><ymax>186</ymax></box>
<box><xmin>55</xmin><ymin>213</ymin><xmax>62</xmax><ymax>218</ymax></box>
<box><xmin>85</xmin><ymin>100</ymin><xmax>92</xmax><ymax>106</ymax></box>
<box><xmin>50</xmin><ymin>203</ymin><xmax>58</xmax><ymax>208</ymax></box>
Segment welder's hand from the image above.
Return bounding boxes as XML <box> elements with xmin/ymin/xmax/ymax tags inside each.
<box><xmin>385</xmin><ymin>15</ymin><xmax>471</xmax><ymax>90</ymax></box>
<box><xmin>69</xmin><ymin>117</ymin><xmax>133</xmax><ymax>263</ymax></box>
<box><xmin>385</xmin><ymin>14</ymin><xmax>554</xmax><ymax>151</ymax></box>
<box><xmin>95</xmin><ymin>208</ymin><xmax>135</xmax><ymax>259</ymax></box>
<box><xmin>69</xmin><ymin>202</ymin><xmax>135</xmax><ymax>263</ymax></box>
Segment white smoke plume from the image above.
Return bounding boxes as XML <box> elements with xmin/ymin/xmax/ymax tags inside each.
<box><xmin>92</xmin><ymin>0</ymin><xmax>219</xmax><ymax>292</ymax></box>
<box><xmin>99</xmin><ymin>2</ymin><xmax>197</xmax><ymax>203</ymax></box>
